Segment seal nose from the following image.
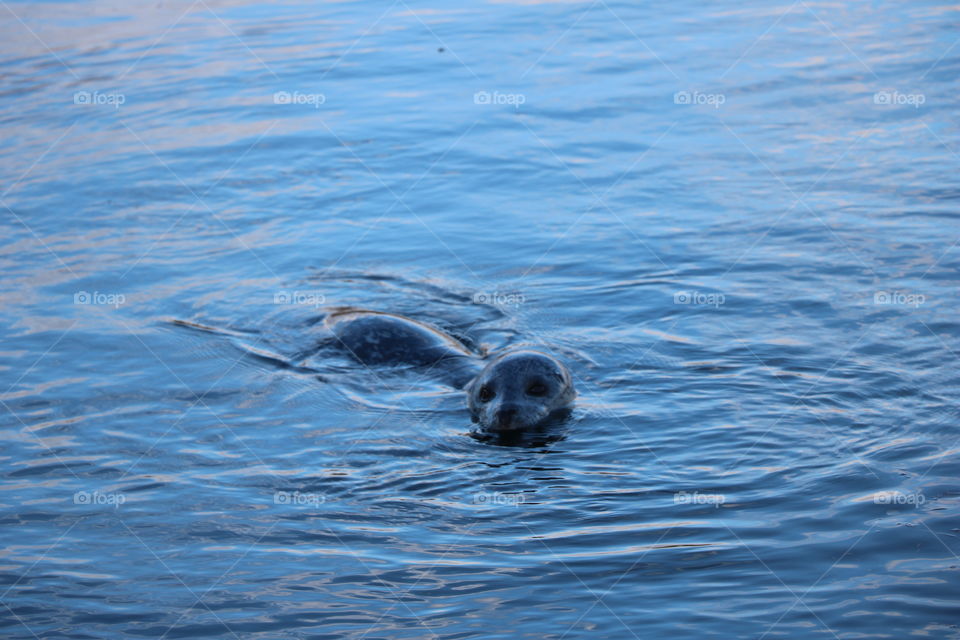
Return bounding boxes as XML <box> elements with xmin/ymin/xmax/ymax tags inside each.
<box><xmin>495</xmin><ymin>405</ymin><xmax>519</xmax><ymax>429</ymax></box>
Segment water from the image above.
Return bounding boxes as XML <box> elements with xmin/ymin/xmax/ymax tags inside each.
<box><xmin>2</xmin><ymin>0</ymin><xmax>959</xmax><ymax>637</ymax></box>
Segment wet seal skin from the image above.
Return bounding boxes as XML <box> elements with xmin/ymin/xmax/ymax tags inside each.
<box><xmin>326</xmin><ymin>309</ymin><xmax>576</xmax><ymax>433</ymax></box>
<box><xmin>464</xmin><ymin>350</ymin><xmax>575</xmax><ymax>431</ymax></box>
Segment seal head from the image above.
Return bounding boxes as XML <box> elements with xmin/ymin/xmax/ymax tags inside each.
<box><xmin>466</xmin><ymin>349</ymin><xmax>575</xmax><ymax>431</ymax></box>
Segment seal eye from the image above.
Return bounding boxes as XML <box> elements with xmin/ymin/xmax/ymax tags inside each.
<box><xmin>526</xmin><ymin>382</ymin><xmax>547</xmax><ymax>396</ymax></box>
<box><xmin>478</xmin><ymin>386</ymin><xmax>494</xmax><ymax>402</ymax></box>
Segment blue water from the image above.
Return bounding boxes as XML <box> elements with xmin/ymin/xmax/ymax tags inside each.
<box><xmin>2</xmin><ymin>0</ymin><xmax>959</xmax><ymax>638</ymax></box>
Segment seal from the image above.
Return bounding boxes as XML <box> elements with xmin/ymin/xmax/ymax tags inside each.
<box><xmin>326</xmin><ymin>309</ymin><xmax>575</xmax><ymax>431</ymax></box>
<box><xmin>465</xmin><ymin>349</ymin><xmax>575</xmax><ymax>431</ymax></box>
<box><xmin>325</xmin><ymin>309</ymin><xmax>480</xmax><ymax>387</ymax></box>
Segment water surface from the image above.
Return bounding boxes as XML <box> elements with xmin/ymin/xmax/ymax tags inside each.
<box><xmin>1</xmin><ymin>0</ymin><xmax>959</xmax><ymax>638</ymax></box>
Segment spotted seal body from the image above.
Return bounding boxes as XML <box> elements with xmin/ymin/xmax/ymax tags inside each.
<box><xmin>325</xmin><ymin>309</ymin><xmax>480</xmax><ymax>388</ymax></box>
<box><xmin>327</xmin><ymin>309</ymin><xmax>575</xmax><ymax>431</ymax></box>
